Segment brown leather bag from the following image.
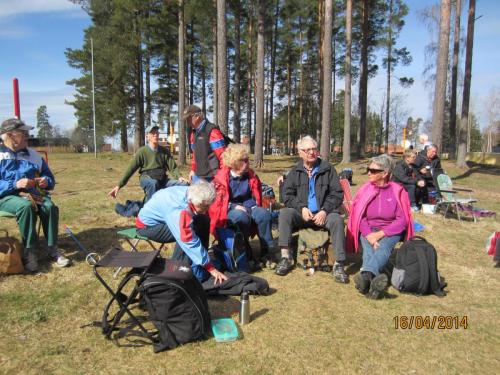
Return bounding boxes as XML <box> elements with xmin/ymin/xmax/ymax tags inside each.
<box><xmin>0</xmin><ymin>230</ymin><xmax>24</xmax><ymax>274</ymax></box>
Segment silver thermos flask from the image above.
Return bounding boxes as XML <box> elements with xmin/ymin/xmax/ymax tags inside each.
<box><xmin>239</xmin><ymin>291</ymin><xmax>250</xmax><ymax>325</ymax></box>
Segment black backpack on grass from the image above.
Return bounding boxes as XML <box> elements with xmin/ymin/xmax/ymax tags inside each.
<box><xmin>138</xmin><ymin>274</ymin><xmax>211</xmax><ymax>353</ymax></box>
<box><xmin>391</xmin><ymin>236</ymin><xmax>446</xmax><ymax>296</ymax></box>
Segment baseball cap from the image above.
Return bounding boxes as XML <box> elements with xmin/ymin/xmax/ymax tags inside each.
<box><xmin>0</xmin><ymin>118</ymin><xmax>33</xmax><ymax>135</ymax></box>
<box><xmin>181</xmin><ymin>105</ymin><xmax>202</xmax><ymax>121</ymax></box>
<box><xmin>145</xmin><ymin>125</ymin><xmax>160</xmax><ymax>134</ymax></box>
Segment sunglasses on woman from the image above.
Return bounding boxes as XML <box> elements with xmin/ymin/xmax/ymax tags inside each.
<box><xmin>366</xmin><ymin>167</ymin><xmax>385</xmax><ymax>174</ymax></box>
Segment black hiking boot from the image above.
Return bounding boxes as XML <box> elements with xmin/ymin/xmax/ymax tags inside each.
<box><xmin>367</xmin><ymin>273</ymin><xmax>389</xmax><ymax>300</ymax></box>
<box><xmin>275</xmin><ymin>257</ymin><xmax>293</xmax><ymax>276</ymax></box>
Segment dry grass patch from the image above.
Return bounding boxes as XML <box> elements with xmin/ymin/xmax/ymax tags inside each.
<box><xmin>1</xmin><ymin>153</ymin><xmax>499</xmax><ymax>374</ymax></box>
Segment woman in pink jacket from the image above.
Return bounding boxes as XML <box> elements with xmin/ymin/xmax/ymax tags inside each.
<box><xmin>346</xmin><ymin>154</ymin><xmax>414</xmax><ymax>299</ymax></box>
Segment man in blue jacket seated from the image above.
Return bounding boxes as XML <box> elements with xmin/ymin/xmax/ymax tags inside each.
<box><xmin>0</xmin><ymin>118</ymin><xmax>71</xmax><ymax>273</ymax></box>
<box><xmin>135</xmin><ymin>182</ymin><xmax>228</xmax><ymax>285</ymax></box>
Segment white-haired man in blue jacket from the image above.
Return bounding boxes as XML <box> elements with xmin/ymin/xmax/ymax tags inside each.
<box><xmin>136</xmin><ymin>182</ymin><xmax>228</xmax><ymax>285</ymax></box>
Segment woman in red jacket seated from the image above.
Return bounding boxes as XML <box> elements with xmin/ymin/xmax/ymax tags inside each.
<box><xmin>346</xmin><ymin>154</ymin><xmax>414</xmax><ymax>299</ymax></box>
<box><xmin>209</xmin><ymin>144</ymin><xmax>274</xmax><ymax>262</ymax></box>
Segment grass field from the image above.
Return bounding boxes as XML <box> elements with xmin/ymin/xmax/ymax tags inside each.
<box><xmin>0</xmin><ymin>153</ymin><xmax>499</xmax><ymax>375</ymax></box>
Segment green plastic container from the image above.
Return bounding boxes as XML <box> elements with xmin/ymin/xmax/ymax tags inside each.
<box><xmin>211</xmin><ymin>318</ymin><xmax>239</xmax><ymax>342</ymax></box>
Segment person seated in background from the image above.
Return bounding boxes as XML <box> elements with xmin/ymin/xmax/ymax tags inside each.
<box><xmin>347</xmin><ymin>154</ymin><xmax>414</xmax><ymax>299</ymax></box>
<box><xmin>108</xmin><ymin>125</ymin><xmax>187</xmax><ymax>203</ymax></box>
<box><xmin>0</xmin><ymin>118</ymin><xmax>70</xmax><ymax>272</ymax></box>
<box><xmin>135</xmin><ymin>182</ymin><xmax>227</xmax><ymax>284</ymax></box>
<box><xmin>275</xmin><ymin>135</ymin><xmax>348</xmax><ymax>283</ymax></box>
<box><xmin>417</xmin><ymin>133</ymin><xmax>432</xmax><ymax>151</ymax></box>
<box><xmin>413</xmin><ymin>144</ymin><xmax>443</xmax><ymax>202</ymax></box>
<box><xmin>182</xmin><ymin>105</ymin><xmax>227</xmax><ymax>183</ymax></box>
<box><xmin>209</xmin><ymin>144</ymin><xmax>275</xmax><ymax>265</ymax></box>
<box><xmin>391</xmin><ymin>149</ymin><xmax>425</xmax><ymax>212</ymax></box>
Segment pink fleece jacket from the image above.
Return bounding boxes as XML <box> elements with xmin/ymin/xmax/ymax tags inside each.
<box><xmin>346</xmin><ymin>181</ymin><xmax>414</xmax><ymax>253</ymax></box>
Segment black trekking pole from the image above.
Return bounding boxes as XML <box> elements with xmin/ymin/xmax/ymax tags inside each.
<box><xmin>64</xmin><ymin>225</ymin><xmax>100</xmax><ymax>265</ymax></box>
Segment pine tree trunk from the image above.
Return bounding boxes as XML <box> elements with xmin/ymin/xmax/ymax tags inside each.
<box><xmin>287</xmin><ymin>58</ymin><xmax>292</xmax><ymax>155</ymax></box>
<box><xmin>145</xmin><ymin>48</ymin><xmax>152</xmax><ymax>129</ymax></box>
<box><xmin>457</xmin><ymin>0</ymin><xmax>475</xmax><ymax>168</ymax></box>
<box><xmin>202</xmin><ymin>57</ymin><xmax>207</xmax><ymax>116</ymax></box>
<box><xmin>134</xmin><ymin>14</ymin><xmax>145</xmax><ymax>151</ymax></box>
<box><xmin>268</xmin><ymin>0</ymin><xmax>279</xmax><ymax>153</ymax></box>
<box><xmin>254</xmin><ymin>0</ymin><xmax>265</xmax><ymax>167</ymax></box>
<box><xmin>385</xmin><ymin>0</ymin><xmax>393</xmax><ymax>151</ymax></box>
<box><xmin>120</xmin><ymin>121</ymin><xmax>128</xmax><ymax>152</ymax></box>
<box><xmin>189</xmin><ymin>22</ymin><xmax>195</xmax><ymax>105</ymax></box>
<box><xmin>320</xmin><ymin>0</ymin><xmax>333</xmax><ymax>161</ymax></box>
<box><xmin>431</xmin><ymin>0</ymin><xmax>452</xmax><ymax>152</ymax></box>
<box><xmin>318</xmin><ymin>0</ymin><xmax>324</xmax><ymax>132</ymax></box>
<box><xmin>178</xmin><ymin>0</ymin><xmax>187</xmax><ymax>165</ymax></box>
<box><xmin>342</xmin><ymin>0</ymin><xmax>352</xmax><ymax>164</ymax></box>
<box><xmin>212</xmin><ymin>10</ymin><xmax>218</xmax><ymax>123</ymax></box>
<box><xmin>217</xmin><ymin>0</ymin><xmax>228</xmax><ymax>133</ymax></box>
<box><xmin>233</xmin><ymin>2</ymin><xmax>241</xmax><ymax>142</ymax></box>
<box><xmin>449</xmin><ymin>0</ymin><xmax>461</xmax><ymax>158</ymax></box>
<box><xmin>357</xmin><ymin>0</ymin><xmax>369</xmax><ymax>158</ymax></box>
<box><xmin>247</xmin><ymin>1</ymin><xmax>254</xmax><ymax>145</ymax></box>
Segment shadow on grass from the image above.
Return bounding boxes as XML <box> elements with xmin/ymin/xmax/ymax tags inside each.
<box><xmin>452</xmin><ymin>161</ymin><xmax>500</xmax><ymax>181</ymax></box>
<box><xmin>58</xmin><ymin>225</ymin><xmax>135</xmax><ymax>261</ymax></box>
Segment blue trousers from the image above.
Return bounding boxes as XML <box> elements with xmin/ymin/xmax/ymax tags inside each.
<box><xmin>139</xmin><ymin>175</ymin><xmax>188</xmax><ymax>202</ymax></box>
<box><xmin>136</xmin><ymin>214</ymin><xmax>211</xmax><ymax>282</ymax></box>
<box><xmin>227</xmin><ymin>206</ymin><xmax>274</xmax><ymax>253</ymax></box>
<box><xmin>360</xmin><ymin>234</ymin><xmax>401</xmax><ymax>276</ymax></box>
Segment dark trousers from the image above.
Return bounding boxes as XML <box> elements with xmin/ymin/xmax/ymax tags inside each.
<box><xmin>137</xmin><ymin>214</ymin><xmax>211</xmax><ymax>281</ymax></box>
<box><xmin>278</xmin><ymin>207</ymin><xmax>346</xmax><ymax>262</ymax></box>
<box><xmin>495</xmin><ymin>237</ymin><xmax>500</xmax><ymax>262</ymax></box>
<box><xmin>402</xmin><ymin>183</ymin><xmax>417</xmax><ymax>206</ymax></box>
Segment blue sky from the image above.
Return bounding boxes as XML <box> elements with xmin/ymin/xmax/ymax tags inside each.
<box><xmin>0</xmin><ymin>0</ymin><xmax>498</xmax><ymax>135</ymax></box>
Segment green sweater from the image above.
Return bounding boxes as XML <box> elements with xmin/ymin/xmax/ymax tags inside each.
<box><xmin>118</xmin><ymin>145</ymin><xmax>179</xmax><ymax>188</ymax></box>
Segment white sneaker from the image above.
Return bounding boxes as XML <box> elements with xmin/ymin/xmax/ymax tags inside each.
<box><xmin>51</xmin><ymin>253</ymin><xmax>72</xmax><ymax>268</ymax></box>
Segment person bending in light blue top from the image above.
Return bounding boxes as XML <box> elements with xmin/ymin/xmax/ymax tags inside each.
<box><xmin>136</xmin><ymin>183</ymin><xmax>227</xmax><ymax>284</ymax></box>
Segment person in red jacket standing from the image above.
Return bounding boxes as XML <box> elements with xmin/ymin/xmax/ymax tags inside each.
<box><xmin>209</xmin><ymin>144</ymin><xmax>275</xmax><ymax>263</ymax></box>
<box><xmin>182</xmin><ymin>105</ymin><xmax>226</xmax><ymax>183</ymax></box>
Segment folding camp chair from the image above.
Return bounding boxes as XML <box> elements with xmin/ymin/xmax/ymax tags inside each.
<box><xmin>435</xmin><ymin>174</ymin><xmax>478</xmax><ymax>223</ymax></box>
<box><xmin>92</xmin><ymin>248</ymin><xmax>197</xmax><ymax>346</ymax></box>
<box><xmin>93</xmin><ymin>248</ymin><xmax>161</xmax><ymax>341</ymax></box>
<box><xmin>117</xmin><ymin>227</ymin><xmax>165</xmax><ymax>252</ymax></box>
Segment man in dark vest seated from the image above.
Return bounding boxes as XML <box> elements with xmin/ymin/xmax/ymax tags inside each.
<box><xmin>182</xmin><ymin>105</ymin><xmax>227</xmax><ymax>183</ymax></box>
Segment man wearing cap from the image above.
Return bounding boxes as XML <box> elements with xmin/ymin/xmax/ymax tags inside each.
<box><xmin>108</xmin><ymin>125</ymin><xmax>188</xmax><ymax>202</ymax></box>
<box><xmin>182</xmin><ymin>105</ymin><xmax>227</xmax><ymax>183</ymax></box>
<box><xmin>0</xmin><ymin>118</ymin><xmax>70</xmax><ymax>272</ymax></box>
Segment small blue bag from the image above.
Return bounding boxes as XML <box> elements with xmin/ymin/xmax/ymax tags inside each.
<box><xmin>214</xmin><ymin>227</ymin><xmax>250</xmax><ymax>273</ymax></box>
